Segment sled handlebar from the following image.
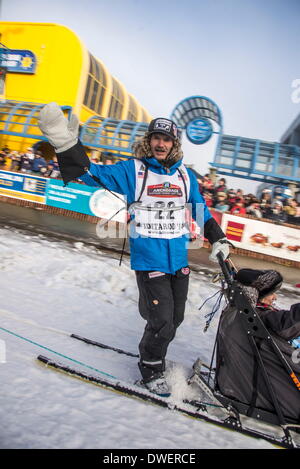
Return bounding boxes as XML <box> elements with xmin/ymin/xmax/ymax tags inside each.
<box><xmin>217</xmin><ymin>253</ymin><xmax>235</xmax><ymax>286</ymax></box>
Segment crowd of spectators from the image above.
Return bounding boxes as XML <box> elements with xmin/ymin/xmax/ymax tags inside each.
<box><xmin>198</xmin><ymin>174</ymin><xmax>300</xmax><ymax>225</ymax></box>
<box><xmin>0</xmin><ymin>146</ymin><xmax>61</xmax><ymax>178</ymax></box>
<box><xmin>0</xmin><ymin>147</ymin><xmax>115</xmax><ymax>178</ymax></box>
<box><xmin>0</xmin><ymin>146</ymin><xmax>299</xmax><ymax>226</ymax></box>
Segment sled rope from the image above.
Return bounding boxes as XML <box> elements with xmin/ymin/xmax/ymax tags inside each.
<box><xmin>0</xmin><ymin>325</ymin><xmax>117</xmax><ymax>379</ymax></box>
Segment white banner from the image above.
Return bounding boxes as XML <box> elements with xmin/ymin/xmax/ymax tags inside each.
<box><xmin>221</xmin><ymin>213</ymin><xmax>300</xmax><ymax>262</ymax></box>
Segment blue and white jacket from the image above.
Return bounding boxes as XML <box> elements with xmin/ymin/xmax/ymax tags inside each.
<box><xmin>57</xmin><ymin>142</ymin><xmax>225</xmax><ymax>274</ymax></box>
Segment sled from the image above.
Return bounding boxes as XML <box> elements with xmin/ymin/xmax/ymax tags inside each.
<box><xmin>189</xmin><ymin>254</ymin><xmax>300</xmax><ymax>447</ymax></box>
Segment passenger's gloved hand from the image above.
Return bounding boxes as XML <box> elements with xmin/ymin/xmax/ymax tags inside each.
<box><xmin>38</xmin><ymin>102</ymin><xmax>79</xmax><ymax>153</ymax></box>
<box><xmin>209</xmin><ymin>237</ymin><xmax>232</xmax><ymax>263</ymax></box>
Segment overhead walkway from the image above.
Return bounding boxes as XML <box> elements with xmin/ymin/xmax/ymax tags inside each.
<box><xmin>0</xmin><ymin>100</ymin><xmax>148</xmax><ymax>158</ymax></box>
<box><xmin>211</xmin><ymin>134</ymin><xmax>300</xmax><ymax>184</ymax></box>
<box><xmin>1</xmin><ymin>98</ymin><xmax>299</xmax><ymax>187</ymax></box>
<box><xmin>79</xmin><ymin>115</ymin><xmax>148</xmax><ymax>155</ymax></box>
<box><xmin>0</xmin><ymin>100</ymin><xmax>71</xmax><ymax>140</ymax></box>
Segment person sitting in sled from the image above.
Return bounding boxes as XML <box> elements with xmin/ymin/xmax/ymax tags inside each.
<box><xmin>38</xmin><ymin>103</ymin><xmax>231</xmax><ymax>397</ymax></box>
<box><xmin>216</xmin><ymin>268</ymin><xmax>300</xmax><ymax>423</ymax></box>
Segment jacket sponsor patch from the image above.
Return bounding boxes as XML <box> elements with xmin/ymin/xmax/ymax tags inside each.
<box><xmin>181</xmin><ymin>267</ymin><xmax>190</xmax><ymax>275</ymax></box>
<box><xmin>148</xmin><ymin>271</ymin><xmax>166</xmax><ymax>279</ymax></box>
<box><xmin>147</xmin><ymin>182</ymin><xmax>182</xmax><ymax>197</ymax></box>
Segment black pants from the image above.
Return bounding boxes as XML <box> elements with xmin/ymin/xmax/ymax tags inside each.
<box><xmin>135</xmin><ymin>267</ymin><xmax>190</xmax><ymax>382</ymax></box>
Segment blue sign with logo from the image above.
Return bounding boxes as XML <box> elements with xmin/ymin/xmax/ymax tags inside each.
<box><xmin>186</xmin><ymin>118</ymin><xmax>213</xmax><ymax>144</ymax></box>
<box><xmin>0</xmin><ymin>49</ymin><xmax>37</xmax><ymax>73</ymax></box>
<box><xmin>45</xmin><ymin>179</ymin><xmax>100</xmax><ymax>214</ymax></box>
<box><xmin>45</xmin><ymin>179</ymin><xmax>126</xmax><ymax>222</ymax></box>
<box><xmin>0</xmin><ymin>171</ymin><xmax>47</xmax><ymax>203</ymax></box>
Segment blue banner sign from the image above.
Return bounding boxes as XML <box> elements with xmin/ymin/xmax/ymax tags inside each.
<box><xmin>0</xmin><ymin>171</ymin><xmax>47</xmax><ymax>203</ymax></box>
<box><xmin>186</xmin><ymin>117</ymin><xmax>213</xmax><ymax>144</ymax></box>
<box><xmin>0</xmin><ymin>171</ymin><xmax>126</xmax><ymax>220</ymax></box>
<box><xmin>0</xmin><ymin>49</ymin><xmax>37</xmax><ymax>73</ymax></box>
<box><xmin>45</xmin><ymin>179</ymin><xmax>99</xmax><ymax>214</ymax></box>
<box><xmin>45</xmin><ymin>179</ymin><xmax>126</xmax><ymax>222</ymax></box>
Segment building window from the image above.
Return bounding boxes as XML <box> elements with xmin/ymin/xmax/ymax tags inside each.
<box><xmin>127</xmin><ymin>95</ymin><xmax>138</xmax><ymax>122</ymax></box>
<box><xmin>141</xmin><ymin>109</ymin><xmax>148</xmax><ymax>123</ymax></box>
<box><xmin>108</xmin><ymin>77</ymin><xmax>124</xmax><ymax>120</ymax></box>
<box><xmin>83</xmin><ymin>53</ymin><xmax>107</xmax><ymax>115</ymax></box>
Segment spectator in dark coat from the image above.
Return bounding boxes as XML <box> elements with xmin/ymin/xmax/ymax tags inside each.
<box><xmin>20</xmin><ymin>155</ymin><xmax>32</xmax><ymax>172</ymax></box>
<box><xmin>9</xmin><ymin>151</ymin><xmax>21</xmax><ymax>171</ymax></box>
<box><xmin>214</xmin><ymin>177</ymin><xmax>227</xmax><ymax>194</ymax></box>
<box><xmin>31</xmin><ymin>151</ymin><xmax>47</xmax><ymax>174</ymax></box>
<box><xmin>264</xmin><ymin>200</ymin><xmax>288</xmax><ymax>223</ymax></box>
<box><xmin>0</xmin><ymin>151</ymin><xmax>6</xmax><ymax>167</ymax></box>
<box><xmin>246</xmin><ymin>198</ymin><xmax>263</xmax><ymax>218</ymax></box>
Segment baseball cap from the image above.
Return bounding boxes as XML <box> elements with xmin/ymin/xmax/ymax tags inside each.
<box><xmin>148</xmin><ymin>118</ymin><xmax>178</xmax><ymax>140</ymax></box>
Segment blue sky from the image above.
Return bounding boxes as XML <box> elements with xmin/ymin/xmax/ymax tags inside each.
<box><xmin>1</xmin><ymin>0</ymin><xmax>300</xmax><ymax>182</ymax></box>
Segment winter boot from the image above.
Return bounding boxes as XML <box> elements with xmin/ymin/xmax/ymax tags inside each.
<box><xmin>137</xmin><ymin>361</ymin><xmax>170</xmax><ymax>397</ymax></box>
<box><xmin>143</xmin><ymin>373</ymin><xmax>171</xmax><ymax>397</ymax></box>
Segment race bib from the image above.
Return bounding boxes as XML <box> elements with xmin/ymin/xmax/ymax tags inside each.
<box><xmin>133</xmin><ymin>201</ymin><xmax>189</xmax><ymax>239</ymax></box>
<box><xmin>133</xmin><ymin>160</ymin><xmax>191</xmax><ymax>239</ymax></box>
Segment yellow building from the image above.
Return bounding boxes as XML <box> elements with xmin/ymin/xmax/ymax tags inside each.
<box><xmin>0</xmin><ymin>21</ymin><xmax>152</xmax><ymax>155</ymax></box>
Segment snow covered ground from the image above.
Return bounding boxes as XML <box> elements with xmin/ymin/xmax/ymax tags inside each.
<box><xmin>0</xmin><ymin>226</ymin><xmax>298</xmax><ymax>450</ymax></box>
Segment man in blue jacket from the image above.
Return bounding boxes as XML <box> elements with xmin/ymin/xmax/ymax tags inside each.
<box><xmin>38</xmin><ymin>104</ymin><xmax>230</xmax><ymax>396</ymax></box>
<box><xmin>31</xmin><ymin>151</ymin><xmax>47</xmax><ymax>174</ymax></box>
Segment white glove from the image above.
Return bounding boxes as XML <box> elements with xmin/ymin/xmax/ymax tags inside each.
<box><xmin>38</xmin><ymin>102</ymin><xmax>79</xmax><ymax>153</ymax></box>
<box><xmin>209</xmin><ymin>237</ymin><xmax>230</xmax><ymax>263</ymax></box>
